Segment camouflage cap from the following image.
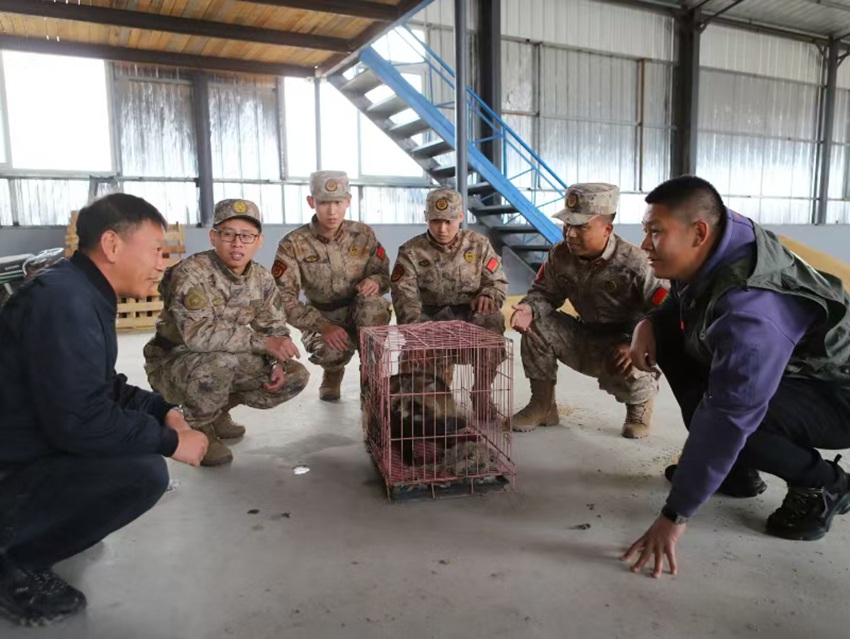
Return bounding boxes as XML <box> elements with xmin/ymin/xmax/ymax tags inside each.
<box><xmin>310</xmin><ymin>170</ymin><xmax>350</xmax><ymax>201</ymax></box>
<box><xmin>425</xmin><ymin>187</ymin><xmax>464</xmax><ymax>221</ymax></box>
<box><xmin>213</xmin><ymin>199</ymin><xmax>262</xmax><ymax>231</ymax></box>
<box><xmin>552</xmin><ymin>183</ymin><xmax>620</xmax><ymax>225</ymax></box>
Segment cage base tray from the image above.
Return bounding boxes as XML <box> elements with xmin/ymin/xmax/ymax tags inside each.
<box><xmin>385</xmin><ymin>474</ymin><xmax>511</xmax><ymax>502</ymax></box>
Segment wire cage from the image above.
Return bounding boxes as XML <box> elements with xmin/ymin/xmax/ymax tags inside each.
<box><xmin>360</xmin><ymin>320</ymin><xmax>515</xmax><ymax>500</ymax></box>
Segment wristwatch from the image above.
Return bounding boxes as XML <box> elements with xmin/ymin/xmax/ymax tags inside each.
<box><xmin>661</xmin><ymin>505</ymin><xmax>689</xmax><ymax>525</ymax></box>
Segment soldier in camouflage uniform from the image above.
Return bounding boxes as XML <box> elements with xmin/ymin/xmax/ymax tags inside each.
<box><xmin>144</xmin><ymin>199</ymin><xmax>309</xmax><ymax>467</ymax></box>
<box><xmin>391</xmin><ymin>187</ymin><xmax>508</xmax><ymax>414</ymax></box>
<box><xmin>511</xmin><ymin>183</ymin><xmax>669</xmax><ymax>438</ymax></box>
<box><xmin>273</xmin><ymin>170</ymin><xmax>391</xmax><ymax>401</ymax></box>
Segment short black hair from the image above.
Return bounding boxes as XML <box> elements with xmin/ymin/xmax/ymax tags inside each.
<box><xmin>77</xmin><ymin>193</ymin><xmax>167</xmax><ymax>253</ymax></box>
<box><xmin>645</xmin><ymin>176</ymin><xmax>725</xmax><ymax>227</ymax></box>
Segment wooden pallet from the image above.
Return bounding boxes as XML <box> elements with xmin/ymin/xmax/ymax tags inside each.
<box><xmin>64</xmin><ymin>212</ymin><xmax>186</xmax><ymax>332</ymax></box>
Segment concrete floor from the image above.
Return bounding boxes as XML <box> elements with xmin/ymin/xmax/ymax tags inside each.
<box><xmin>7</xmin><ymin>330</ymin><xmax>850</xmax><ymax>639</ymax></box>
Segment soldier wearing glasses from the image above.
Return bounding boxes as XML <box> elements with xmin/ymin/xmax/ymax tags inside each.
<box><xmin>144</xmin><ymin>199</ymin><xmax>309</xmax><ymax>467</ymax></box>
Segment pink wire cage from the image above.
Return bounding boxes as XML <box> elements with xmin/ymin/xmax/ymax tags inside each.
<box><xmin>360</xmin><ymin>320</ymin><xmax>515</xmax><ymax>499</ymax></box>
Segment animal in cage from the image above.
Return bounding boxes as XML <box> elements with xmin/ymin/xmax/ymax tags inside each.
<box><xmin>385</xmin><ymin>368</ymin><xmax>469</xmax><ymax>465</ymax></box>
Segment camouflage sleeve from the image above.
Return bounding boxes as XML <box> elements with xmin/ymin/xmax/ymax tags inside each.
<box><xmin>390</xmin><ymin>248</ymin><xmax>421</xmax><ymax>325</ymax></box>
<box><xmin>272</xmin><ymin>237</ymin><xmax>325</xmax><ymax>333</ymax></box>
<box><xmin>250</xmin><ymin>273</ymin><xmax>291</xmax><ymax>339</ymax></box>
<box><xmin>477</xmin><ymin>239</ymin><xmax>508</xmax><ymax>307</ymax></box>
<box><xmin>521</xmin><ymin>249</ymin><xmax>568</xmax><ymax>319</ymax></box>
<box><xmin>168</xmin><ymin>265</ymin><xmax>267</xmax><ymax>355</ymax></box>
<box><xmin>637</xmin><ymin>258</ymin><xmax>671</xmax><ymax>313</ymax></box>
<box><xmin>362</xmin><ymin>230</ymin><xmax>390</xmax><ymax>294</ymax></box>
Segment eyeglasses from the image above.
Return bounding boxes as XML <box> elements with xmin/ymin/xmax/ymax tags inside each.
<box><xmin>215</xmin><ymin>229</ymin><xmax>260</xmax><ymax>244</ymax></box>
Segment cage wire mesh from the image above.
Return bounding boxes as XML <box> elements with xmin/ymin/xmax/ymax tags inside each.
<box><xmin>360</xmin><ymin>320</ymin><xmax>515</xmax><ymax>499</ymax></box>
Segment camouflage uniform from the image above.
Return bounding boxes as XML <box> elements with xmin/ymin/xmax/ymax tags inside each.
<box><xmin>391</xmin><ymin>188</ymin><xmax>508</xmax><ymax>335</ymax></box>
<box><xmin>516</xmin><ymin>183</ymin><xmax>669</xmax><ymax>436</ymax></box>
<box><xmin>392</xmin><ymin>188</ymin><xmax>508</xmax><ymax>417</ymax></box>
<box><xmin>144</xmin><ymin>201</ymin><xmax>309</xmax><ymax>458</ymax></box>
<box><xmin>273</xmin><ymin>171</ymin><xmax>391</xmax><ymax>376</ymax></box>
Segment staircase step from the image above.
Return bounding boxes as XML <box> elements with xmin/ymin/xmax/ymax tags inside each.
<box><xmin>510</xmin><ymin>244</ymin><xmax>553</xmax><ymax>252</ymax></box>
<box><xmin>473</xmin><ymin>204</ymin><xmax>517</xmax><ymax>216</ymax></box>
<box><xmin>490</xmin><ymin>224</ymin><xmax>538</xmax><ymax>234</ymax></box>
<box><xmin>412</xmin><ymin>139</ymin><xmax>453</xmax><ymax>159</ymax></box>
<box><xmin>468</xmin><ymin>182</ymin><xmax>495</xmax><ymax>196</ymax></box>
<box><xmin>389</xmin><ymin>119</ymin><xmax>431</xmax><ymax>138</ymax></box>
<box><xmin>367</xmin><ymin>95</ymin><xmax>409</xmax><ymax>118</ymax></box>
<box><xmin>431</xmin><ymin>165</ymin><xmax>458</xmax><ymax>179</ymax></box>
<box><xmin>340</xmin><ymin>69</ymin><xmax>383</xmax><ymax>95</ymax></box>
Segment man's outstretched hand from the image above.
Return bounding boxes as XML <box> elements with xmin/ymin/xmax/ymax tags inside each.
<box><xmin>621</xmin><ymin>516</ymin><xmax>686</xmax><ymax>578</ymax></box>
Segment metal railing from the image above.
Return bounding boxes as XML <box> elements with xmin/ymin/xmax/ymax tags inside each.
<box><xmin>379</xmin><ymin>26</ymin><xmax>567</xmax><ymax>228</ymax></box>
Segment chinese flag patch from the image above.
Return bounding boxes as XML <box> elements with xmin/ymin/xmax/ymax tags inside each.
<box><xmin>486</xmin><ymin>257</ymin><xmax>498</xmax><ymax>273</ymax></box>
<box><xmin>271</xmin><ymin>259</ymin><xmax>286</xmax><ymax>279</ymax></box>
<box><xmin>534</xmin><ymin>264</ymin><xmax>545</xmax><ymax>282</ymax></box>
<box><xmin>391</xmin><ymin>263</ymin><xmax>405</xmax><ymax>282</ymax></box>
<box><xmin>651</xmin><ymin>287</ymin><xmax>668</xmax><ymax>305</ymax></box>
<box><xmin>376</xmin><ymin>245</ymin><xmax>386</xmax><ymax>260</ymax></box>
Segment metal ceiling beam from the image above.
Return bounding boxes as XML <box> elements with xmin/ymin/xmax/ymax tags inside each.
<box><xmin>239</xmin><ymin>0</ymin><xmax>399</xmax><ymax>21</ymax></box>
<box><xmin>0</xmin><ymin>0</ymin><xmax>350</xmax><ymax>53</ymax></box>
<box><xmin>0</xmin><ymin>35</ymin><xmax>315</xmax><ymax>77</ymax></box>
<box><xmin>317</xmin><ymin>0</ymin><xmax>437</xmax><ymax>76</ymax></box>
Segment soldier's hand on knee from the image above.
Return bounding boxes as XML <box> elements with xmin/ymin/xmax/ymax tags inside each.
<box><xmin>321</xmin><ymin>322</ymin><xmax>350</xmax><ymax>352</ymax></box>
<box><xmin>264</xmin><ymin>363</ymin><xmax>286</xmax><ymax>392</ymax></box>
<box><xmin>510</xmin><ymin>303</ymin><xmax>533</xmax><ymax>332</ymax></box>
<box><xmin>472</xmin><ymin>295</ymin><xmax>496</xmax><ymax>314</ymax></box>
<box><xmin>265</xmin><ymin>335</ymin><xmax>301</xmax><ymax>362</ymax></box>
<box><xmin>629</xmin><ymin>319</ymin><xmax>658</xmax><ymax>373</ymax></box>
<box><xmin>356</xmin><ymin>278</ymin><xmax>380</xmax><ymax>298</ymax></box>
<box><xmin>173</xmin><ymin>429</ymin><xmax>209</xmax><ymax>467</ymax></box>
<box><xmin>611</xmin><ymin>343</ymin><xmax>635</xmax><ymax>378</ymax></box>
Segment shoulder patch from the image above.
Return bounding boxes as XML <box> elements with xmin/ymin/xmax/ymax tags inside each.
<box><xmin>651</xmin><ymin>287</ymin><xmax>668</xmax><ymax>305</ymax></box>
<box><xmin>376</xmin><ymin>244</ymin><xmax>386</xmax><ymax>260</ymax></box>
<box><xmin>391</xmin><ymin>263</ymin><xmax>405</xmax><ymax>282</ymax></box>
<box><xmin>464</xmin><ymin>250</ymin><xmax>476</xmax><ymax>264</ymax></box>
<box><xmin>486</xmin><ymin>257</ymin><xmax>499</xmax><ymax>273</ymax></box>
<box><xmin>271</xmin><ymin>259</ymin><xmax>286</xmax><ymax>279</ymax></box>
<box><xmin>183</xmin><ymin>286</ymin><xmax>208</xmax><ymax>311</ymax></box>
<box><xmin>534</xmin><ymin>264</ymin><xmax>546</xmax><ymax>282</ymax></box>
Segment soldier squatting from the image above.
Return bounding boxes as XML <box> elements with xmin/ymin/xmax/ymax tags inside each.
<box><xmin>3</xmin><ymin>173</ymin><xmax>850</xmax><ymax>624</ymax></box>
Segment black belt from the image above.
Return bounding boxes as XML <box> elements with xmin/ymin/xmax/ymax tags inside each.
<box><xmin>309</xmin><ymin>298</ymin><xmax>354</xmax><ymax>312</ymax></box>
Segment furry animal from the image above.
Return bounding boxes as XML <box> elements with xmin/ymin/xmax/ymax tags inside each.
<box><xmin>386</xmin><ymin>369</ymin><xmax>469</xmax><ymax>465</ymax></box>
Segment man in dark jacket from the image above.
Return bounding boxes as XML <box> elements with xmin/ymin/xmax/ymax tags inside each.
<box><xmin>623</xmin><ymin>176</ymin><xmax>850</xmax><ymax>578</ymax></box>
<box><xmin>0</xmin><ymin>194</ymin><xmax>208</xmax><ymax>625</ymax></box>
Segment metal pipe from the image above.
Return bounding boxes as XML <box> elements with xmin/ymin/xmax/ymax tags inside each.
<box><xmin>454</xmin><ymin>0</ymin><xmax>469</xmax><ymax>229</ymax></box>
<box><xmin>315</xmin><ymin>79</ymin><xmax>323</xmax><ymax>171</ymax></box>
<box><xmin>816</xmin><ymin>39</ymin><xmax>840</xmax><ymax>225</ymax></box>
<box><xmin>192</xmin><ymin>72</ymin><xmax>214</xmax><ymax>226</ymax></box>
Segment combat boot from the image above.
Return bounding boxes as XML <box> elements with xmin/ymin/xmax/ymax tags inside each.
<box><xmin>198</xmin><ymin>424</ymin><xmax>233</xmax><ymax>467</ymax></box>
<box><xmin>319</xmin><ymin>367</ymin><xmax>345</xmax><ymax>401</ymax></box>
<box><xmin>512</xmin><ymin>380</ymin><xmax>559</xmax><ymax>432</ymax></box>
<box><xmin>212</xmin><ymin>411</ymin><xmax>246</xmax><ymax>440</ymax></box>
<box><xmin>622</xmin><ymin>398</ymin><xmax>654</xmax><ymax>439</ymax></box>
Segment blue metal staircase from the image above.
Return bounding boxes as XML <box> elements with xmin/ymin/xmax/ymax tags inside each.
<box><xmin>327</xmin><ymin>27</ymin><xmax>567</xmax><ymax>274</ymax></box>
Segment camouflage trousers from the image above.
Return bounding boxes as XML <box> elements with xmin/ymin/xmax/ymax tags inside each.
<box><xmin>147</xmin><ymin>352</ymin><xmax>310</xmax><ymax>428</ymax></box>
<box><xmin>301</xmin><ymin>295</ymin><xmax>391</xmax><ymax>371</ymax></box>
<box><xmin>521</xmin><ymin>311</ymin><xmax>657</xmax><ymax>404</ymax></box>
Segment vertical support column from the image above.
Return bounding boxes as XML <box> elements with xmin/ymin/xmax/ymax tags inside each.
<box><xmin>455</xmin><ymin>0</ymin><xmax>469</xmax><ymax>228</ymax></box>
<box><xmin>192</xmin><ymin>72</ymin><xmax>214</xmax><ymax>226</ymax></box>
<box><xmin>816</xmin><ymin>39</ymin><xmax>839</xmax><ymax>225</ymax></box>
<box><xmin>477</xmin><ymin>0</ymin><xmax>501</xmax><ymax>170</ymax></box>
<box><xmin>671</xmin><ymin>9</ymin><xmax>701</xmax><ymax>177</ymax></box>
<box><xmin>315</xmin><ymin>78</ymin><xmax>323</xmax><ymax>171</ymax></box>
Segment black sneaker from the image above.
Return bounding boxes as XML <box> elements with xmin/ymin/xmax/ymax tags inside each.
<box><xmin>665</xmin><ymin>463</ymin><xmax>767</xmax><ymax>498</ymax></box>
<box><xmin>0</xmin><ymin>562</ymin><xmax>86</xmax><ymax>626</ymax></box>
<box><xmin>766</xmin><ymin>456</ymin><xmax>850</xmax><ymax>541</ymax></box>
